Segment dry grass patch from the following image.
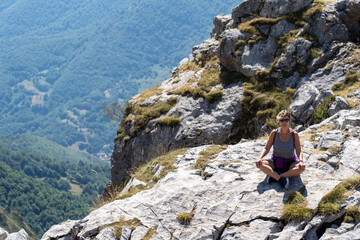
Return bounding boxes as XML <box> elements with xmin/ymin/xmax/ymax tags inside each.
<box><xmin>282</xmin><ymin>191</ymin><xmax>313</xmax><ymax>222</ymax></box>
<box><xmin>174</xmin><ymin>61</ymin><xmax>201</xmax><ymax>77</ymax></box>
<box><xmin>156</xmin><ymin>116</ymin><xmax>180</xmax><ymax>127</ymax></box>
<box><xmin>135</xmin><ymin>84</ymin><xmax>162</xmax><ymax>103</ymax></box>
<box><xmin>100</xmin><ymin>216</ymin><xmax>142</xmax><ymax>239</ymax></box>
<box><xmin>142</xmin><ymin>226</ymin><xmax>158</xmax><ymax>240</ymax></box>
<box><xmin>195</xmin><ymin>145</ymin><xmax>228</xmax><ymax>177</ymax></box>
<box><xmin>133</xmin><ymin>148</ymin><xmax>189</xmax><ymax>183</ymax></box>
<box><xmin>318</xmin><ymin>176</ymin><xmax>360</xmax><ymax>215</ymax></box>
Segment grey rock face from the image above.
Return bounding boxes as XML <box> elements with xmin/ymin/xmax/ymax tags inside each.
<box><xmin>42</xmin><ymin>117</ymin><xmax>360</xmax><ymax>239</ymax></box>
<box><xmin>316</xmin><ymin>130</ymin><xmax>344</xmax><ymax>149</ymax></box>
<box><xmin>221</xmin><ymin>219</ymin><xmax>280</xmax><ymax>240</ymax></box>
<box><xmin>328</xmin><ymin>96</ymin><xmax>349</xmax><ymax>116</ymax></box>
<box><xmin>41</xmin><ymin>220</ymin><xmax>80</xmax><ymax>240</ymax></box>
<box><xmin>217</xmin><ymin>29</ymin><xmax>249</xmax><ymax>72</ymax></box>
<box><xmin>231</xmin><ymin>0</ymin><xmax>261</xmax><ymax>25</ymax></box>
<box><xmin>111</xmin><ymin>72</ymin><xmax>243</xmax><ymax>185</ymax></box>
<box><xmin>290</xmin><ymin>84</ymin><xmax>320</xmax><ymax>122</ymax></box>
<box><xmin>260</xmin><ymin>0</ymin><xmax>313</xmax><ymax>18</ymax></box>
<box><xmin>6</xmin><ymin>229</ymin><xmax>28</xmax><ymax>240</ymax></box>
<box><xmin>192</xmin><ymin>38</ymin><xmax>219</xmax><ymax>65</ymax></box>
<box><xmin>275</xmin><ymin>38</ymin><xmax>312</xmax><ymax>74</ymax></box>
<box><xmin>219</xmin><ymin>19</ymin><xmax>296</xmax><ymax>77</ymax></box>
<box><xmin>0</xmin><ymin>228</ymin><xmax>8</xmax><ymax>240</ymax></box>
<box><xmin>211</xmin><ymin>14</ymin><xmax>232</xmax><ymax>38</ymax></box>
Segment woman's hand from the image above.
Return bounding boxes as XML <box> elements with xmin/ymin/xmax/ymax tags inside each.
<box><xmin>298</xmin><ymin>161</ymin><xmax>306</xmax><ymax>171</ymax></box>
<box><xmin>256</xmin><ymin>159</ymin><xmax>263</xmax><ymax>168</ymax></box>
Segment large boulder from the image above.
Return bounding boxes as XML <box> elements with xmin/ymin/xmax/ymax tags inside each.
<box><xmin>290</xmin><ymin>84</ymin><xmax>320</xmax><ymax>122</ymax></box>
<box><xmin>260</xmin><ymin>0</ymin><xmax>313</xmax><ymax>18</ymax></box>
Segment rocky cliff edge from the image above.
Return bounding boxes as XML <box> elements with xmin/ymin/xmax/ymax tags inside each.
<box><xmin>42</xmin><ymin>0</ymin><xmax>360</xmax><ymax>239</ymax></box>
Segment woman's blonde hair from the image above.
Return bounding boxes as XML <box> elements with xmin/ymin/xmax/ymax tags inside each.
<box><xmin>276</xmin><ymin>110</ymin><xmax>291</xmax><ymax>122</ymax></box>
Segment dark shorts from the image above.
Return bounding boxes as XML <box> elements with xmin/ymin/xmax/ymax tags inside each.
<box><xmin>271</xmin><ymin>154</ymin><xmax>299</xmax><ymax>173</ymax></box>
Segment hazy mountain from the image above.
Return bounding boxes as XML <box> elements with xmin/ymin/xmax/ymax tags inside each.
<box><xmin>0</xmin><ymin>0</ymin><xmax>239</xmax><ymax>154</ymax></box>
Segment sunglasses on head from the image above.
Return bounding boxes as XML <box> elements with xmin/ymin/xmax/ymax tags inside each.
<box><xmin>279</xmin><ymin>119</ymin><xmax>290</xmax><ymax>122</ymax></box>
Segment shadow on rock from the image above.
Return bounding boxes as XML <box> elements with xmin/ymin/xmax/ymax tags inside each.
<box><xmin>256</xmin><ymin>175</ymin><xmax>307</xmax><ymax>201</ymax></box>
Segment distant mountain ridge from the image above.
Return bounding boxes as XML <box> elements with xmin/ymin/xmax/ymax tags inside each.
<box><xmin>0</xmin><ymin>0</ymin><xmax>239</xmax><ymax>154</ymax></box>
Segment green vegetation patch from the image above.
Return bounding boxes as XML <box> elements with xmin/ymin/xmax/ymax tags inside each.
<box><xmin>195</xmin><ymin>145</ymin><xmax>228</xmax><ymax>177</ymax></box>
<box><xmin>174</xmin><ymin>61</ymin><xmax>202</xmax><ymax>77</ymax></box>
<box><xmin>142</xmin><ymin>226</ymin><xmax>158</xmax><ymax>240</ymax></box>
<box><xmin>311</xmin><ymin>48</ymin><xmax>324</xmax><ymax>58</ymax></box>
<box><xmin>156</xmin><ymin>116</ymin><xmax>180</xmax><ymax>127</ymax></box>
<box><xmin>205</xmin><ymin>89</ymin><xmax>224</xmax><ymax>104</ymax></box>
<box><xmin>312</xmin><ymin>95</ymin><xmax>336</xmax><ymax>124</ymax></box>
<box><xmin>177</xmin><ymin>212</ymin><xmax>194</xmax><ymax>225</ymax></box>
<box><xmin>282</xmin><ymin>191</ymin><xmax>313</xmax><ymax>222</ymax></box>
<box><xmin>318</xmin><ymin>176</ymin><xmax>360</xmax><ymax>216</ymax></box>
<box><xmin>99</xmin><ymin>216</ymin><xmax>142</xmax><ymax>239</ymax></box>
<box><xmin>133</xmin><ymin>148</ymin><xmax>189</xmax><ymax>183</ymax></box>
<box><xmin>168</xmin><ymin>57</ymin><xmax>247</xmax><ymax>103</ymax></box>
<box><xmin>231</xmin><ymin>77</ymin><xmax>293</xmax><ymax>140</ymax></box>
<box><xmin>344</xmin><ymin>206</ymin><xmax>360</xmax><ymax>223</ymax></box>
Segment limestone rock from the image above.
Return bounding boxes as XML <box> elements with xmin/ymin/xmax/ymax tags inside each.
<box><xmin>192</xmin><ymin>38</ymin><xmax>219</xmax><ymax>65</ymax></box>
<box><xmin>260</xmin><ymin>0</ymin><xmax>313</xmax><ymax>18</ymax></box>
<box><xmin>275</xmin><ymin>38</ymin><xmax>312</xmax><ymax>74</ymax></box>
<box><xmin>0</xmin><ymin>228</ymin><xmax>8</xmax><ymax>240</ymax></box>
<box><xmin>231</xmin><ymin>0</ymin><xmax>261</xmax><ymax>25</ymax></box>
<box><xmin>211</xmin><ymin>14</ymin><xmax>232</xmax><ymax>38</ymax></box>
<box><xmin>41</xmin><ymin>220</ymin><xmax>80</xmax><ymax>240</ymax></box>
<box><xmin>221</xmin><ymin>219</ymin><xmax>280</xmax><ymax>240</ymax></box>
<box><xmin>290</xmin><ymin>84</ymin><xmax>319</xmax><ymax>122</ymax></box>
<box><xmin>93</xmin><ymin>227</ymin><xmax>116</xmax><ymax>240</ymax></box>
<box><xmin>120</xmin><ymin>177</ymin><xmax>146</xmax><ymax>195</ymax></box>
<box><xmin>328</xmin><ymin>96</ymin><xmax>349</xmax><ymax>116</ymax></box>
<box><xmin>316</xmin><ymin>130</ymin><xmax>344</xmax><ymax>150</ymax></box>
<box><xmin>6</xmin><ymin>229</ymin><xmax>28</xmax><ymax>240</ymax></box>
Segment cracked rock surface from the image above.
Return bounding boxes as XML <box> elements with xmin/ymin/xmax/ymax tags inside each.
<box><xmin>42</xmin><ymin>110</ymin><xmax>360</xmax><ymax>240</ymax></box>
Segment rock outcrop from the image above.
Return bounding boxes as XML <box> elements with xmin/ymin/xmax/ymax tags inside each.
<box><xmin>42</xmin><ymin>110</ymin><xmax>360</xmax><ymax>240</ymax></box>
<box><xmin>42</xmin><ymin>0</ymin><xmax>360</xmax><ymax>239</ymax></box>
<box><xmin>109</xmin><ymin>0</ymin><xmax>360</xmax><ymax>188</ymax></box>
<box><xmin>0</xmin><ymin>228</ymin><xmax>28</xmax><ymax>240</ymax></box>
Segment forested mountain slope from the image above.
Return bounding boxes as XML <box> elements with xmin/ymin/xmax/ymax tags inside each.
<box><xmin>0</xmin><ymin>0</ymin><xmax>239</xmax><ymax>154</ymax></box>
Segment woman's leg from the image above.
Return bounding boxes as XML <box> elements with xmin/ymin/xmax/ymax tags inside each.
<box><xmin>257</xmin><ymin>160</ymin><xmax>281</xmax><ymax>181</ymax></box>
<box><xmin>279</xmin><ymin>162</ymin><xmax>305</xmax><ymax>178</ymax></box>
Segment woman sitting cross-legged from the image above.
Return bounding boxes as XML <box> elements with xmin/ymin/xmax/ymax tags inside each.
<box><xmin>255</xmin><ymin>110</ymin><xmax>305</xmax><ymax>189</ymax></box>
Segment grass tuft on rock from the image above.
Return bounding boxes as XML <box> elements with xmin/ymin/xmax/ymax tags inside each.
<box><xmin>142</xmin><ymin>226</ymin><xmax>158</xmax><ymax>240</ymax></box>
<box><xmin>177</xmin><ymin>212</ymin><xmax>194</xmax><ymax>225</ymax></box>
<box><xmin>318</xmin><ymin>176</ymin><xmax>360</xmax><ymax>216</ymax></box>
<box><xmin>343</xmin><ymin>206</ymin><xmax>360</xmax><ymax>223</ymax></box>
<box><xmin>282</xmin><ymin>191</ymin><xmax>313</xmax><ymax>222</ymax></box>
<box><xmin>194</xmin><ymin>145</ymin><xmax>227</xmax><ymax>177</ymax></box>
<box><xmin>156</xmin><ymin>116</ymin><xmax>180</xmax><ymax>127</ymax></box>
<box><xmin>312</xmin><ymin>95</ymin><xmax>335</xmax><ymax>124</ymax></box>
<box><xmin>205</xmin><ymin>89</ymin><xmax>223</xmax><ymax>103</ymax></box>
